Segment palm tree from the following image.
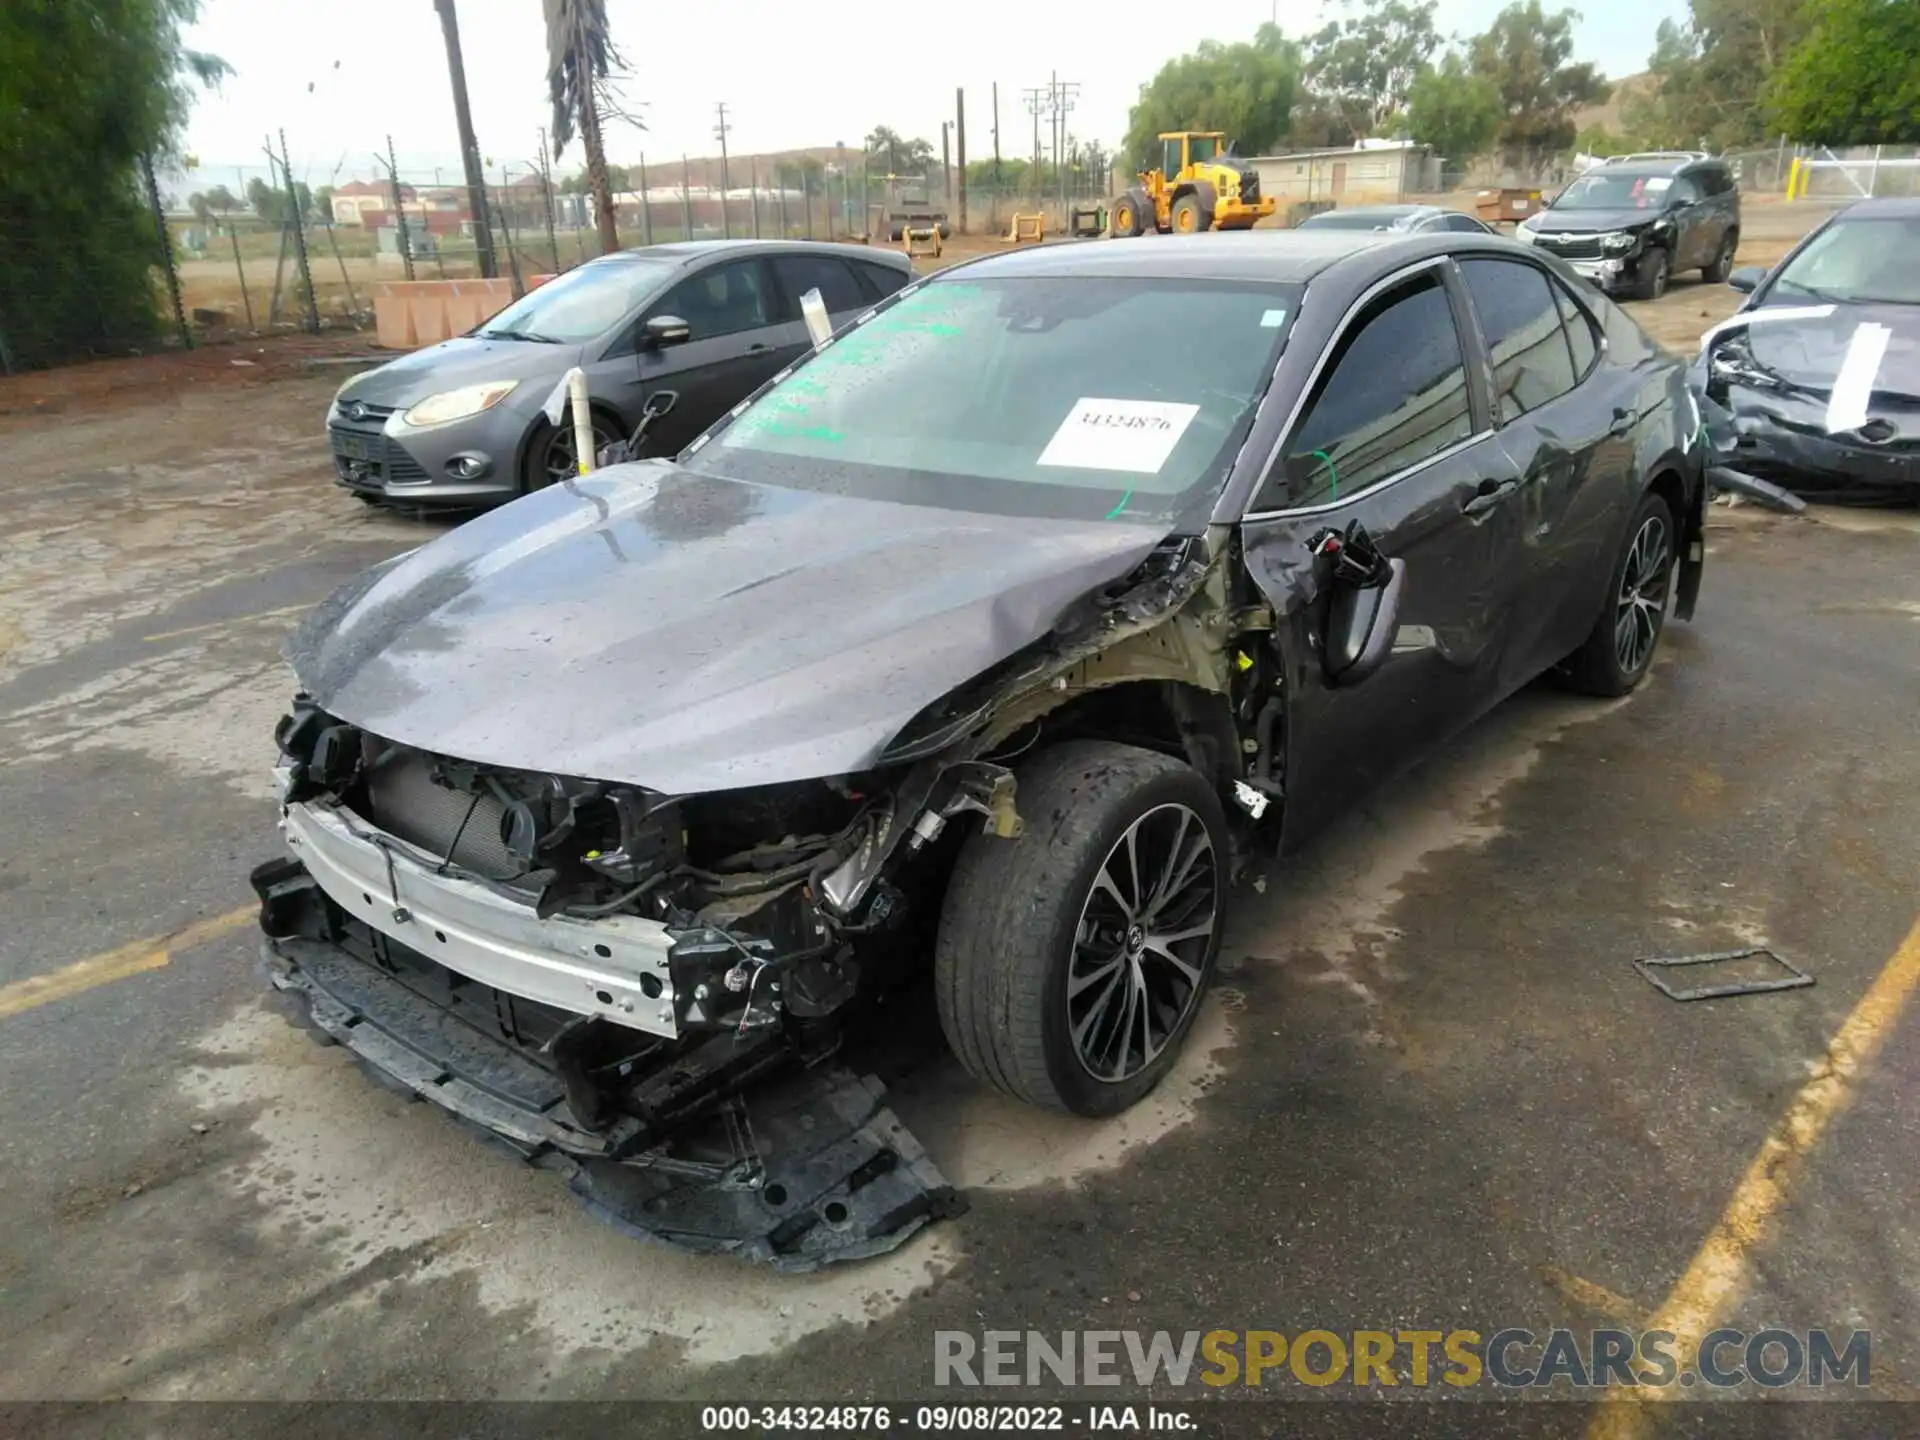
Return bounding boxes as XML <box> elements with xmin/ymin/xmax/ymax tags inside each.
<box><xmin>543</xmin><ymin>0</ymin><xmax>625</xmax><ymax>253</ymax></box>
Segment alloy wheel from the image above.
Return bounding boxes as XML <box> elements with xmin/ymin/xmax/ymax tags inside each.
<box><xmin>1067</xmin><ymin>803</ymin><xmax>1217</xmax><ymax>1082</ymax></box>
<box><xmin>1614</xmin><ymin>513</ymin><xmax>1671</xmax><ymax>675</ymax></box>
<box><xmin>542</xmin><ymin>419</ymin><xmax>618</xmax><ymax>487</ymax></box>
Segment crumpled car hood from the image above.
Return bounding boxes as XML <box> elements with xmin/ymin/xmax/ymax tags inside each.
<box><xmin>287</xmin><ymin>461</ymin><xmax>1169</xmax><ymax>792</ymax></box>
<box><xmin>1531</xmin><ymin>208</ymin><xmax>1663</xmax><ymax>235</ymax></box>
<box><xmin>1732</xmin><ymin>302</ymin><xmax>1920</xmax><ymax>405</ymax></box>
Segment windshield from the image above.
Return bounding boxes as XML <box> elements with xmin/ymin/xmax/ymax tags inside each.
<box><xmin>1551</xmin><ymin>171</ymin><xmax>1673</xmax><ymax>211</ymax></box>
<box><xmin>1770</xmin><ymin>216</ymin><xmax>1920</xmax><ymax>305</ymax></box>
<box><xmin>684</xmin><ymin>276</ymin><xmax>1301</xmax><ymax>525</ymax></box>
<box><xmin>476</xmin><ymin>257</ymin><xmax>674</xmax><ymax>343</ymax></box>
<box><xmin>1189</xmin><ymin>136</ymin><xmax>1220</xmax><ymax>163</ymax></box>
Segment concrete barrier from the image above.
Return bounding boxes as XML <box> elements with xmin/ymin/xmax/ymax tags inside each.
<box><xmin>373</xmin><ymin>275</ymin><xmax>552</xmax><ymax>350</ymax></box>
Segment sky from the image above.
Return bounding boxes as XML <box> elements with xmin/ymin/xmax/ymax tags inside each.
<box><xmin>178</xmin><ymin>0</ymin><xmax>1687</xmax><ymax>190</ymax></box>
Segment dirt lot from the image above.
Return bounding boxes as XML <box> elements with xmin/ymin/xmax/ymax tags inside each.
<box><xmin>1</xmin><ymin>200</ymin><xmax>1916</xmax><ymax>1433</ymax></box>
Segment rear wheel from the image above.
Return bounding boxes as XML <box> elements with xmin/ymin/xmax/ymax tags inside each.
<box><xmin>1170</xmin><ymin>193</ymin><xmax>1210</xmax><ymax>234</ymax></box>
<box><xmin>1633</xmin><ymin>246</ymin><xmax>1671</xmax><ymax>301</ymax></box>
<box><xmin>522</xmin><ymin>414</ymin><xmax>620</xmax><ymax>493</ymax></box>
<box><xmin>1702</xmin><ymin>230</ymin><xmax>1737</xmax><ymax>282</ymax></box>
<box><xmin>935</xmin><ymin>741</ymin><xmax>1227</xmax><ymax>1116</ymax></box>
<box><xmin>1555</xmin><ymin>490</ymin><xmax>1676</xmax><ymax>696</ymax></box>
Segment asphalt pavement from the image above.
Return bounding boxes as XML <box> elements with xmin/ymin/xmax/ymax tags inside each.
<box><xmin>0</xmin><ymin>371</ymin><xmax>1915</xmax><ymax>1437</ymax></box>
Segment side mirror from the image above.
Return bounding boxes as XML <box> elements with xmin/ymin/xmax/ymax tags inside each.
<box><xmin>1726</xmin><ymin>266</ymin><xmax>1764</xmax><ymax>294</ymax></box>
<box><xmin>643</xmin><ymin>314</ymin><xmax>691</xmax><ymax>349</ymax></box>
<box><xmin>1324</xmin><ymin>558</ymin><xmax>1407</xmax><ymax>687</ymax></box>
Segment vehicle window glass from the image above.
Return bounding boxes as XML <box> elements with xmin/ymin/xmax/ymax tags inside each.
<box><xmin>854</xmin><ymin>261</ymin><xmax>910</xmax><ymax>302</ymax></box>
<box><xmin>477</xmin><ymin>257</ymin><xmax>675</xmax><ymax>345</ymax></box>
<box><xmin>687</xmin><ymin>275</ymin><xmax>1303</xmax><ymax>525</ymax></box>
<box><xmin>1768</xmin><ymin>215</ymin><xmax>1920</xmax><ymax>304</ymax></box>
<box><xmin>1189</xmin><ymin>135</ymin><xmax>1219</xmax><ymax>164</ymax></box>
<box><xmin>651</xmin><ymin>260</ymin><xmax>772</xmax><ymax>340</ymax></box>
<box><xmin>1552</xmin><ymin>171</ymin><xmax>1672</xmax><ymax>211</ymax></box>
<box><xmin>773</xmin><ymin>254</ymin><xmax>865</xmax><ymax>316</ymax></box>
<box><xmin>1446</xmin><ymin>214</ymin><xmax>1487</xmax><ymax>232</ymax></box>
<box><xmin>1550</xmin><ymin>276</ymin><xmax>1599</xmax><ymax>379</ymax></box>
<box><xmin>1163</xmin><ymin>137</ymin><xmax>1183</xmax><ymax>176</ymax></box>
<box><xmin>1668</xmin><ymin>177</ymin><xmax>1702</xmax><ymax>206</ymax></box>
<box><xmin>1262</xmin><ymin>273</ymin><xmax>1472</xmax><ymax>511</ymax></box>
<box><xmin>1460</xmin><ymin>259</ymin><xmax>1579</xmax><ymax>424</ymax></box>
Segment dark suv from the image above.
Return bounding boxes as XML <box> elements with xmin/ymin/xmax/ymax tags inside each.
<box><xmin>1517</xmin><ymin>153</ymin><xmax>1740</xmax><ymax>301</ymax></box>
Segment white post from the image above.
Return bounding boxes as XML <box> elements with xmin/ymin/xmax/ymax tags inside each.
<box><xmin>1869</xmin><ymin>145</ymin><xmax>1883</xmax><ymax>197</ymax></box>
<box><xmin>568</xmin><ymin>367</ymin><xmax>593</xmax><ymax>475</ymax></box>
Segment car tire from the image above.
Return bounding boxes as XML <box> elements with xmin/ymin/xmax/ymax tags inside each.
<box><xmin>1555</xmin><ymin>490</ymin><xmax>1677</xmax><ymax>697</ymax></box>
<box><xmin>1110</xmin><ymin>195</ymin><xmax>1144</xmax><ymax>238</ymax></box>
<box><xmin>934</xmin><ymin>740</ymin><xmax>1227</xmax><ymax>1117</ymax></box>
<box><xmin>522</xmin><ymin>414</ymin><xmax>621</xmax><ymax>493</ymax></box>
<box><xmin>1633</xmin><ymin>246</ymin><xmax>1671</xmax><ymax>301</ymax></box>
<box><xmin>1702</xmin><ymin>231</ymin><xmax>1737</xmax><ymax>283</ymax></box>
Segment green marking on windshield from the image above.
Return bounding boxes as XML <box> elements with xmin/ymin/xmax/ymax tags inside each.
<box><xmin>1104</xmin><ymin>488</ymin><xmax>1135</xmax><ymax>519</ymax></box>
<box><xmin>1313</xmin><ymin>449</ymin><xmax>1338</xmax><ymax>500</ymax></box>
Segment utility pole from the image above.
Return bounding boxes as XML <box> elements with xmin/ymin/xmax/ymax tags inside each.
<box><xmin>1023</xmin><ymin>87</ymin><xmax>1047</xmax><ymax>207</ymax></box>
<box><xmin>713</xmin><ymin>101</ymin><xmax>732</xmax><ymax>239</ymax></box>
<box><xmin>432</xmin><ymin>0</ymin><xmax>496</xmax><ymax>278</ymax></box>
<box><xmin>941</xmin><ymin>122</ymin><xmax>951</xmax><ymax>201</ymax></box>
<box><xmin>955</xmin><ymin>89</ymin><xmax>967</xmax><ymax>235</ymax></box>
<box><xmin>681</xmin><ymin>154</ymin><xmax>692</xmax><ymax>238</ymax></box>
<box><xmin>750</xmin><ymin>155</ymin><xmax>760</xmax><ymax>238</ymax></box>
<box><xmin>991</xmin><ymin>82</ymin><xmax>1001</xmax><ymax>186</ymax></box>
<box><xmin>537</xmin><ymin>126</ymin><xmax>561</xmax><ymax>272</ymax></box>
<box><xmin>1050</xmin><ymin>78</ymin><xmax>1080</xmax><ymax>219</ymax></box>
<box><xmin>382</xmin><ymin>134</ymin><xmax>415</xmax><ymax>281</ymax></box>
<box><xmin>275</xmin><ymin>130</ymin><xmax>319</xmax><ymax>333</ymax></box>
<box><xmin>638</xmin><ymin>152</ymin><xmax>652</xmax><ymax>246</ymax></box>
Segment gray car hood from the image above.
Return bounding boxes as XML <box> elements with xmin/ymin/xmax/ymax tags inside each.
<box><xmin>338</xmin><ymin>335</ymin><xmax>587</xmax><ymax>409</ymax></box>
<box><xmin>1532</xmin><ymin>208</ymin><xmax>1668</xmax><ymax>235</ymax></box>
<box><xmin>287</xmin><ymin>461</ymin><xmax>1169</xmax><ymax>792</ymax></box>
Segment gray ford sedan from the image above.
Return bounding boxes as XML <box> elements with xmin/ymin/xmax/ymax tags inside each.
<box><xmin>326</xmin><ymin>240</ymin><xmax>912</xmax><ymax>508</ymax></box>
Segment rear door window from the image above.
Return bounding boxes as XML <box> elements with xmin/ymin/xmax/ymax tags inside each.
<box><xmin>1262</xmin><ymin>271</ymin><xmax>1473</xmax><ymax>510</ymax></box>
<box><xmin>852</xmin><ymin>260</ymin><xmax>911</xmax><ymax>302</ymax></box>
<box><xmin>1459</xmin><ymin>258</ymin><xmax>1580</xmax><ymax>425</ymax></box>
<box><xmin>1550</xmin><ymin>276</ymin><xmax>1600</xmax><ymax>380</ymax></box>
<box><xmin>772</xmin><ymin>254</ymin><xmax>866</xmax><ymax>318</ymax></box>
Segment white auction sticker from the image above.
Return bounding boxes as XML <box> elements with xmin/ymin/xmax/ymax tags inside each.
<box><xmin>1037</xmin><ymin>397</ymin><xmax>1200</xmax><ymax>474</ymax></box>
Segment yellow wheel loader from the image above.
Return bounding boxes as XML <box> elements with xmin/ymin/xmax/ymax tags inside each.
<box><xmin>1109</xmin><ymin>132</ymin><xmax>1275</xmax><ymax>237</ymax></box>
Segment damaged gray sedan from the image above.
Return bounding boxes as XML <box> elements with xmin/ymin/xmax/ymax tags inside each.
<box><xmin>254</xmin><ymin>230</ymin><xmax>1705</xmax><ymax>1268</ymax></box>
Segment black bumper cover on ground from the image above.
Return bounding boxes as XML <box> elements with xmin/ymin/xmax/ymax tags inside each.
<box><xmin>262</xmin><ymin>925</ymin><xmax>965</xmax><ymax>1271</ymax></box>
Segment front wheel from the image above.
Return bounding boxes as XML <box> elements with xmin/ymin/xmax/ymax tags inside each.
<box><xmin>522</xmin><ymin>414</ymin><xmax>620</xmax><ymax>493</ymax></box>
<box><xmin>1633</xmin><ymin>246</ymin><xmax>1671</xmax><ymax>301</ymax></box>
<box><xmin>1109</xmin><ymin>195</ymin><xmax>1143</xmax><ymax>238</ymax></box>
<box><xmin>1555</xmin><ymin>490</ymin><xmax>1676</xmax><ymax>696</ymax></box>
<box><xmin>935</xmin><ymin>741</ymin><xmax>1227</xmax><ymax>1116</ymax></box>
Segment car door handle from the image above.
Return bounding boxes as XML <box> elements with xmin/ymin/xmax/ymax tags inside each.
<box><xmin>748</xmin><ymin>342</ymin><xmax>771</xmax><ymax>353</ymax></box>
<box><xmin>1609</xmin><ymin>406</ymin><xmax>1637</xmax><ymax>437</ymax></box>
<box><xmin>1462</xmin><ymin>478</ymin><xmax>1519</xmax><ymax>517</ymax></box>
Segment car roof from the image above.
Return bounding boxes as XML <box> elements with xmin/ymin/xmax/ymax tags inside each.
<box><xmin>1312</xmin><ymin>204</ymin><xmax>1437</xmax><ymax>221</ymax></box>
<box><xmin>1836</xmin><ymin>197</ymin><xmax>1920</xmax><ymax>219</ymax></box>
<box><xmin>932</xmin><ymin>229</ymin><xmax>1393</xmax><ymax>284</ymax></box>
<box><xmin>593</xmin><ymin>239</ymin><xmax>910</xmax><ymax>268</ymax></box>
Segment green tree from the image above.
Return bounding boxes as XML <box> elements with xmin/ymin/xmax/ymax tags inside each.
<box><xmin>1625</xmin><ymin>1</ymin><xmax>1811</xmax><ymax>150</ymax></box>
<box><xmin>0</xmin><ymin>0</ymin><xmax>226</xmax><ymax>366</ymax></box>
<box><xmin>202</xmin><ymin>182</ymin><xmax>239</xmax><ymax>222</ymax></box>
<box><xmin>312</xmin><ymin>184</ymin><xmax>335</xmax><ymax>223</ymax></box>
<box><xmin>864</xmin><ymin>127</ymin><xmax>936</xmax><ymax>175</ymax></box>
<box><xmin>1765</xmin><ymin>0</ymin><xmax>1920</xmax><ymax>142</ymax></box>
<box><xmin>1303</xmin><ymin>0</ymin><xmax>1441</xmax><ymax>142</ymax></box>
<box><xmin>1405</xmin><ymin>52</ymin><xmax>1504</xmax><ymax>161</ymax></box>
<box><xmin>1469</xmin><ymin>1</ymin><xmax>1610</xmax><ymax>167</ymax></box>
<box><xmin>1123</xmin><ymin>22</ymin><xmax>1302</xmax><ymax>167</ymax></box>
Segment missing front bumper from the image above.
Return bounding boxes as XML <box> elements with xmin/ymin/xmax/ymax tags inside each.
<box><xmin>256</xmin><ymin>866</ymin><xmax>965</xmax><ymax>1270</ymax></box>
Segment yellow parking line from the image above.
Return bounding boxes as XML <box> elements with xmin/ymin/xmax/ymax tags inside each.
<box><xmin>0</xmin><ymin>906</ymin><xmax>254</xmax><ymax>1020</ymax></box>
<box><xmin>1540</xmin><ymin>1267</ymin><xmax>1644</xmax><ymax>1327</ymax></box>
<box><xmin>1586</xmin><ymin>914</ymin><xmax>1920</xmax><ymax>1438</ymax></box>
